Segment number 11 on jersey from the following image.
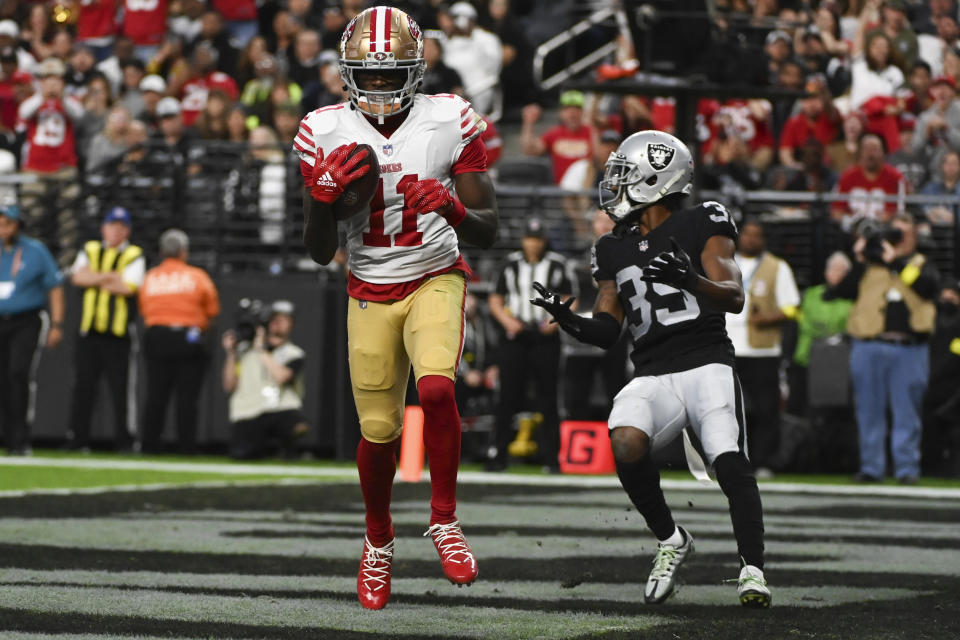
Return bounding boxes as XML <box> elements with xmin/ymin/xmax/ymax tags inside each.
<box><xmin>362</xmin><ymin>174</ymin><xmax>421</xmax><ymax>248</ymax></box>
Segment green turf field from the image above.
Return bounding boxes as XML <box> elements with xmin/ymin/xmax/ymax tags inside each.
<box><xmin>1</xmin><ymin>454</ymin><xmax>959</xmax><ymax>639</ymax></box>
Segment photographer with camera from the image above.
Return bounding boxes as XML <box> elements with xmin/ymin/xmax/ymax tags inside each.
<box><xmin>222</xmin><ymin>299</ymin><xmax>307</xmax><ymax>460</ymax></box>
<box><xmin>826</xmin><ymin>214</ymin><xmax>940</xmax><ymax>483</ymax></box>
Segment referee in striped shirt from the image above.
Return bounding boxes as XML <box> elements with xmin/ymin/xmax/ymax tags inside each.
<box><xmin>488</xmin><ymin>218</ymin><xmax>576</xmax><ymax>472</ymax></box>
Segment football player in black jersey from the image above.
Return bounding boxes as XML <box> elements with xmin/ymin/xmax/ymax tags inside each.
<box><xmin>533</xmin><ymin>130</ymin><xmax>771</xmax><ymax>608</ymax></box>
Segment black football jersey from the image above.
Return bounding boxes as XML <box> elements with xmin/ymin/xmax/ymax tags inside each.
<box><xmin>591</xmin><ymin>201</ymin><xmax>739</xmax><ymax>376</ymax></box>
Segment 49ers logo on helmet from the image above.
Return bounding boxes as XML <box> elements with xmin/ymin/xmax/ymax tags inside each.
<box><xmin>342</xmin><ymin>16</ymin><xmax>358</xmax><ymax>43</ymax></box>
<box><xmin>407</xmin><ymin>16</ymin><xmax>422</xmax><ymax>40</ymax></box>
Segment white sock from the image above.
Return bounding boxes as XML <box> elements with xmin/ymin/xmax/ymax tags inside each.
<box><xmin>660</xmin><ymin>526</ymin><xmax>684</xmax><ymax>547</ymax></box>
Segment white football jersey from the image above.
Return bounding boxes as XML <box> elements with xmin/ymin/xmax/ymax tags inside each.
<box><xmin>294</xmin><ymin>94</ymin><xmax>486</xmax><ymax>285</ymax></box>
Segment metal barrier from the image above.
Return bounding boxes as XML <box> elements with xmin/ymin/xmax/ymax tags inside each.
<box><xmin>532</xmin><ymin>7</ymin><xmax>630</xmax><ymax>91</ymax></box>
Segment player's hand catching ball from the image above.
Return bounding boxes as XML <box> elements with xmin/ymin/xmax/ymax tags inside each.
<box><xmin>403</xmin><ymin>179</ymin><xmax>467</xmax><ymax>227</ymax></box>
<box><xmin>641</xmin><ymin>237</ymin><xmax>699</xmax><ymax>292</ymax></box>
<box><xmin>310</xmin><ymin>142</ymin><xmax>370</xmax><ymax>204</ymax></box>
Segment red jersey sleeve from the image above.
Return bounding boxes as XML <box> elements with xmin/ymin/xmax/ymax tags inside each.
<box><xmin>452</xmin><ymin>136</ymin><xmax>488</xmax><ymax>175</ymax></box>
<box><xmin>300</xmin><ymin>160</ymin><xmax>314</xmax><ymax>189</ymax></box>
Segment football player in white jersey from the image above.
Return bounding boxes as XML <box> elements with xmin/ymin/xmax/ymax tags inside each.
<box><xmin>294</xmin><ymin>5</ymin><xmax>498</xmax><ymax>610</ymax></box>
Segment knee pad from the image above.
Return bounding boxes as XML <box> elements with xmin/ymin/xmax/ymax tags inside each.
<box><xmin>355</xmin><ymin>388</ymin><xmax>405</xmax><ymax>443</ymax></box>
<box><xmin>360</xmin><ymin>417</ymin><xmax>403</xmax><ymax>443</ymax></box>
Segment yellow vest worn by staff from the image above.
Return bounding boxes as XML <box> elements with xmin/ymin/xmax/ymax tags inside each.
<box><xmin>847</xmin><ymin>253</ymin><xmax>936</xmax><ymax>338</ymax></box>
<box><xmin>79</xmin><ymin>240</ymin><xmax>143</xmax><ymax>338</ymax></box>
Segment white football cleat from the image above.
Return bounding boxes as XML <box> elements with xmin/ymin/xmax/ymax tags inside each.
<box><xmin>644</xmin><ymin>526</ymin><xmax>694</xmax><ymax>604</ymax></box>
<box><xmin>737</xmin><ymin>564</ymin><xmax>771</xmax><ymax>608</ymax></box>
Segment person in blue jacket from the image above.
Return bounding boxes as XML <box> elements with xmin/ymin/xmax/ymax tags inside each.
<box><xmin>0</xmin><ymin>205</ymin><xmax>64</xmax><ymax>455</ymax></box>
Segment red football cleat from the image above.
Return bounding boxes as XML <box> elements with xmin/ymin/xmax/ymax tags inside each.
<box><xmin>357</xmin><ymin>536</ymin><xmax>394</xmax><ymax>610</ymax></box>
<box><xmin>424</xmin><ymin>520</ymin><xmax>478</xmax><ymax>585</ymax></box>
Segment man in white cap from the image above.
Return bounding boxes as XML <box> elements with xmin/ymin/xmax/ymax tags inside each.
<box><xmin>442</xmin><ymin>2</ymin><xmax>502</xmax><ymax>116</ymax></box>
<box><xmin>0</xmin><ymin>20</ymin><xmax>35</xmax><ymax>72</ymax></box>
<box><xmin>138</xmin><ymin>74</ymin><xmax>167</xmax><ymax>129</ymax></box>
<box><xmin>153</xmin><ymin>97</ymin><xmax>201</xmax><ymax>176</ymax></box>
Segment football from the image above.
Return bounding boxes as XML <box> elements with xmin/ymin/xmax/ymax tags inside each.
<box><xmin>332</xmin><ymin>143</ymin><xmax>380</xmax><ymax>220</ymax></box>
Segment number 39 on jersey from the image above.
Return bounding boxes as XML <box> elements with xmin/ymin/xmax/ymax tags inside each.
<box><xmin>591</xmin><ymin>201</ymin><xmax>738</xmax><ymax>376</ymax></box>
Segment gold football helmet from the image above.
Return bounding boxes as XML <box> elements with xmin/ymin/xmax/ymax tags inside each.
<box><xmin>340</xmin><ymin>5</ymin><xmax>425</xmax><ymax>122</ymax></box>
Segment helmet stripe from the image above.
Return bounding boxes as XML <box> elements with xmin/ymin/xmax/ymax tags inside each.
<box><xmin>383</xmin><ymin>7</ymin><xmax>392</xmax><ymax>52</ymax></box>
<box><xmin>370</xmin><ymin>7</ymin><xmax>379</xmax><ymax>52</ymax></box>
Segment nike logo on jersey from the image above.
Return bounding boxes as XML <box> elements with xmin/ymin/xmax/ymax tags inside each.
<box><xmin>316</xmin><ymin>172</ymin><xmax>337</xmax><ymax>187</ymax></box>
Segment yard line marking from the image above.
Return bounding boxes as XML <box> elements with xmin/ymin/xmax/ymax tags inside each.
<box><xmin>0</xmin><ymin>478</ymin><xmax>324</xmax><ymax>498</ymax></box>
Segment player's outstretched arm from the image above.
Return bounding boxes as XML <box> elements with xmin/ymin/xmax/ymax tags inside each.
<box><xmin>531</xmin><ymin>280</ymin><xmax>623</xmax><ymax>349</ymax></box>
<box><xmin>451</xmin><ymin>171</ymin><xmax>498</xmax><ymax>249</ymax></box>
<box><xmin>696</xmin><ymin>235</ymin><xmax>745</xmax><ymax>313</ymax></box>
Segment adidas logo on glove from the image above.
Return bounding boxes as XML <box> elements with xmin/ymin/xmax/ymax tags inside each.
<box><xmin>316</xmin><ymin>172</ymin><xmax>338</xmax><ymax>187</ymax></box>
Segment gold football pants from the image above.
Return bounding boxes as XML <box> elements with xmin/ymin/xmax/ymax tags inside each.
<box><xmin>347</xmin><ymin>272</ymin><xmax>466</xmax><ymax>443</ymax></box>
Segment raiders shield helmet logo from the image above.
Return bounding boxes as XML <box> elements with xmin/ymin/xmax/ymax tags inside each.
<box><xmin>647</xmin><ymin>143</ymin><xmax>675</xmax><ymax>170</ymax></box>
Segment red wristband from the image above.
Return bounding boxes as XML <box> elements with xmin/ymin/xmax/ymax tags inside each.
<box><xmin>441</xmin><ymin>198</ymin><xmax>467</xmax><ymax>228</ymax></box>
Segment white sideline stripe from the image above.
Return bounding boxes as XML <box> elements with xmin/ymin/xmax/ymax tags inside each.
<box><xmin>1</xmin><ymin>457</ymin><xmax>959</xmax><ymax>499</ymax></box>
<box><xmin>0</xmin><ymin>478</ymin><xmax>323</xmax><ymax>498</ymax></box>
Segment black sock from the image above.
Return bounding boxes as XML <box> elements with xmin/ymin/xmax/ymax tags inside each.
<box><xmin>715</xmin><ymin>451</ymin><xmax>765</xmax><ymax>570</ymax></box>
<box><xmin>615</xmin><ymin>456</ymin><xmax>675</xmax><ymax>541</ymax></box>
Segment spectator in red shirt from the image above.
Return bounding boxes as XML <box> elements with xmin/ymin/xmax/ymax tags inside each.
<box><xmin>832</xmin><ymin>133</ymin><xmax>908</xmax><ymax>225</ymax></box>
<box><xmin>77</xmin><ymin>0</ymin><xmax>118</xmax><ymax>61</ymax></box>
<box><xmin>521</xmin><ymin>90</ymin><xmax>594</xmax><ymax>185</ymax></box>
<box><xmin>0</xmin><ymin>47</ymin><xmax>25</xmax><ymax>134</ymax></box>
<box><xmin>779</xmin><ymin>75</ymin><xmax>841</xmax><ymax>170</ymax></box>
<box><xmin>178</xmin><ymin>43</ymin><xmax>239</xmax><ymax>128</ymax></box>
<box><xmin>18</xmin><ymin>58</ymin><xmax>83</xmax><ymax>174</ymax></box>
<box><xmin>123</xmin><ymin>0</ymin><xmax>170</xmax><ymax>63</ymax></box>
<box><xmin>16</xmin><ymin>57</ymin><xmax>85</xmax><ymax>266</ymax></box>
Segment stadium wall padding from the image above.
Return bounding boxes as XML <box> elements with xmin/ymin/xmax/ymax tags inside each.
<box><xmin>31</xmin><ymin>275</ymin><xmax>362</xmax><ymax>459</ymax></box>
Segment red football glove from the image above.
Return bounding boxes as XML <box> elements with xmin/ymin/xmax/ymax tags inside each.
<box><xmin>309</xmin><ymin>142</ymin><xmax>370</xmax><ymax>204</ymax></box>
<box><xmin>403</xmin><ymin>178</ymin><xmax>467</xmax><ymax>227</ymax></box>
